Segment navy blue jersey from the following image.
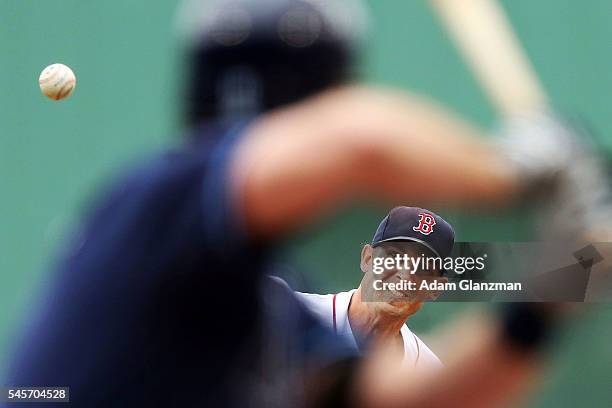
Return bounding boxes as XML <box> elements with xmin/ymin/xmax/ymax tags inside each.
<box><xmin>4</xmin><ymin>123</ymin><xmax>354</xmax><ymax>407</ymax></box>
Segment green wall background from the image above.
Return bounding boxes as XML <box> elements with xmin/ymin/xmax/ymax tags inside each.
<box><xmin>1</xmin><ymin>1</ymin><xmax>611</xmax><ymax>406</ymax></box>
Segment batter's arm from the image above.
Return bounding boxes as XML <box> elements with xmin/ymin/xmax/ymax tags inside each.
<box><xmin>231</xmin><ymin>85</ymin><xmax>521</xmax><ymax>239</ymax></box>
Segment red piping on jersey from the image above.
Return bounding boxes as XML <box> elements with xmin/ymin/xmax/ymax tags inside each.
<box><xmin>332</xmin><ymin>293</ymin><xmax>338</xmax><ymax>334</ymax></box>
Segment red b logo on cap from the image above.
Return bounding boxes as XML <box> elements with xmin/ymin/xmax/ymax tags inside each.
<box><xmin>413</xmin><ymin>213</ymin><xmax>436</xmax><ymax>235</ymax></box>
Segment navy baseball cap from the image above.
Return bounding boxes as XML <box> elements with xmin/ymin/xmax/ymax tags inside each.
<box><xmin>371</xmin><ymin>206</ymin><xmax>455</xmax><ymax>258</ymax></box>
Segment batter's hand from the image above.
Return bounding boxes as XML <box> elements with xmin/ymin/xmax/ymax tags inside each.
<box><xmin>531</xmin><ymin>114</ymin><xmax>612</xmax><ymax>241</ymax></box>
<box><xmin>496</xmin><ymin>111</ymin><xmax>612</xmax><ymax>241</ymax></box>
<box><xmin>495</xmin><ymin>110</ymin><xmax>574</xmax><ymax>186</ymax></box>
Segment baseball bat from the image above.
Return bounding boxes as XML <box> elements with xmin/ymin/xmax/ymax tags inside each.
<box><xmin>428</xmin><ymin>0</ymin><xmax>548</xmax><ymax>117</ymax></box>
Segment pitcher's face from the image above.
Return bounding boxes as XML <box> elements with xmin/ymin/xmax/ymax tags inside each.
<box><xmin>361</xmin><ymin>242</ymin><xmax>446</xmax><ymax>304</ymax></box>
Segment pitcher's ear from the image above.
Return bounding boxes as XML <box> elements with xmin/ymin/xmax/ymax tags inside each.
<box><xmin>360</xmin><ymin>244</ymin><xmax>373</xmax><ymax>273</ymax></box>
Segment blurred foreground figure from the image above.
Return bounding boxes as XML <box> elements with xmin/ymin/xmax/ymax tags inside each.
<box><xmin>5</xmin><ymin>0</ymin><xmax>608</xmax><ymax>407</ymax></box>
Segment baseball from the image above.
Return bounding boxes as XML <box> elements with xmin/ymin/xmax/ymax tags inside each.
<box><xmin>39</xmin><ymin>63</ymin><xmax>76</xmax><ymax>101</ymax></box>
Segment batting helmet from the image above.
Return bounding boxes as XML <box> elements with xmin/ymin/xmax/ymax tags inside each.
<box><xmin>176</xmin><ymin>0</ymin><xmax>368</xmax><ymax>127</ymax></box>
